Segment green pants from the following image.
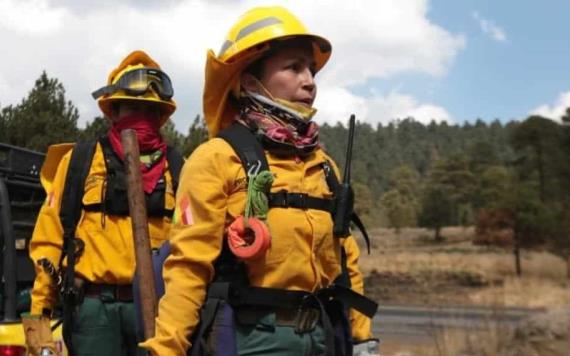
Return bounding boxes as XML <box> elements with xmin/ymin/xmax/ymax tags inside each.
<box><xmin>235</xmin><ymin>312</ymin><xmax>327</xmax><ymax>356</ymax></box>
<box><xmin>67</xmin><ymin>293</ymin><xmax>144</xmax><ymax>356</ymax></box>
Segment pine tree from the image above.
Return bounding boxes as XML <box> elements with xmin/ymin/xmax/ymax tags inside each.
<box><xmin>0</xmin><ymin>71</ymin><xmax>79</xmax><ymax>151</ymax></box>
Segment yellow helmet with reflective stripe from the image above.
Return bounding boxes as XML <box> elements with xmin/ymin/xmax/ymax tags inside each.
<box><xmin>97</xmin><ymin>50</ymin><xmax>176</xmax><ymax>127</ymax></box>
<box><xmin>203</xmin><ymin>6</ymin><xmax>331</xmax><ymax>137</ymax></box>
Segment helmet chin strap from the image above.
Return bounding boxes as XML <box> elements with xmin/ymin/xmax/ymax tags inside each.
<box><xmin>242</xmin><ymin>77</ymin><xmax>318</xmax><ymax>122</ymax></box>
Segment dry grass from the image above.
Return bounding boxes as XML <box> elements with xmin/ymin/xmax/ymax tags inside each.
<box><xmin>360</xmin><ymin>226</ymin><xmax>570</xmax><ymax>309</ymax></box>
<box><xmin>379</xmin><ymin>323</ymin><xmax>512</xmax><ymax>356</ymax></box>
<box><xmin>470</xmin><ymin>277</ymin><xmax>570</xmax><ymax>308</ymax></box>
<box><xmin>430</xmin><ymin>324</ymin><xmax>511</xmax><ymax>356</ymax></box>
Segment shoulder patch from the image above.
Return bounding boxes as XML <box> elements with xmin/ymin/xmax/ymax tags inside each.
<box><xmin>174</xmin><ymin>194</ymin><xmax>194</xmax><ymax>226</ymax></box>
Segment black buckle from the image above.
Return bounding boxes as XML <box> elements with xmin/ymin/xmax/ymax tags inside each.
<box><xmin>287</xmin><ymin>193</ymin><xmax>308</xmax><ymax>209</ymax></box>
<box><xmin>272</xmin><ymin>190</ymin><xmax>288</xmax><ymax>207</ymax></box>
<box><xmin>270</xmin><ymin>190</ymin><xmax>309</xmax><ymax>210</ymax></box>
<box><xmin>293</xmin><ymin>307</ymin><xmax>320</xmax><ymax>333</ymax></box>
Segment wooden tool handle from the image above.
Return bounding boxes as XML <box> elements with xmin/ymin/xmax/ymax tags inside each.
<box><xmin>121</xmin><ymin>129</ymin><xmax>157</xmax><ymax>340</ymax></box>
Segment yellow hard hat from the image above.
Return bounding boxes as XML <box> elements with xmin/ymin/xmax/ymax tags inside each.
<box><xmin>95</xmin><ymin>50</ymin><xmax>176</xmax><ymax>127</ymax></box>
<box><xmin>203</xmin><ymin>6</ymin><xmax>332</xmax><ymax>137</ymax></box>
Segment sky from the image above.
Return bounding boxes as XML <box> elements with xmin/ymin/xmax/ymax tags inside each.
<box><xmin>0</xmin><ymin>0</ymin><xmax>569</xmax><ymax>133</ymax></box>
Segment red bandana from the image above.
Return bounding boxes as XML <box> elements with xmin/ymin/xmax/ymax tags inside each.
<box><xmin>107</xmin><ymin>113</ymin><xmax>166</xmax><ymax>193</ymax></box>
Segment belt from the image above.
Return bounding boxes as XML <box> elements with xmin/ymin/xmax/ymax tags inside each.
<box><xmin>83</xmin><ymin>283</ymin><xmax>134</xmax><ymax>302</ymax></box>
<box><xmin>236</xmin><ymin>307</ymin><xmax>321</xmax><ymax>333</ymax></box>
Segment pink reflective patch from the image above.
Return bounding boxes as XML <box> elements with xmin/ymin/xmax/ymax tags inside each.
<box><xmin>180</xmin><ymin>195</ymin><xmax>194</xmax><ymax>226</ymax></box>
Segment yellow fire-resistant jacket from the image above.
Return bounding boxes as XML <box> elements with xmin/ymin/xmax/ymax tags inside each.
<box><xmin>29</xmin><ymin>142</ymin><xmax>175</xmax><ymax>315</ymax></box>
<box><xmin>141</xmin><ymin>138</ymin><xmax>372</xmax><ymax>355</ymax></box>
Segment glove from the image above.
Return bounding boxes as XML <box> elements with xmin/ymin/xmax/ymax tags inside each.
<box><xmin>21</xmin><ymin>313</ymin><xmax>58</xmax><ymax>356</ymax></box>
<box><xmin>353</xmin><ymin>338</ymin><xmax>380</xmax><ymax>356</ymax></box>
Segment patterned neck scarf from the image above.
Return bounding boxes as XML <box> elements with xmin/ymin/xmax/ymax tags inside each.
<box><xmin>237</xmin><ymin>91</ymin><xmax>320</xmax><ymax>156</ymax></box>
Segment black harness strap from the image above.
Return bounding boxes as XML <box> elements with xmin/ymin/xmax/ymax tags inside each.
<box><xmin>225</xmin><ymin>285</ymin><xmax>309</xmax><ymax>309</ymax></box>
<box><xmin>59</xmin><ymin>141</ymin><xmax>97</xmax><ymax>246</ymax></box>
<box><xmin>268</xmin><ymin>190</ymin><xmax>335</xmax><ymax>213</ymax></box>
<box><xmin>166</xmin><ymin>145</ymin><xmax>183</xmax><ymax>190</ymax></box>
<box><xmin>316</xmin><ymin>285</ymin><xmax>378</xmax><ymax>319</ymax></box>
<box><xmin>59</xmin><ymin>140</ymin><xmax>96</xmax><ymax>355</ymax></box>
<box><xmin>219</xmin><ymin>283</ymin><xmax>377</xmax><ymax>319</ymax></box>
<box><xmin>336</xmin><ymin>246</ymin><xmax>351</xmax><ymax>288</ymax></box>
<box><xmin>217</xmin><ymin>122</ymin><xmax>269</xmax><ymax>172</ymax></box>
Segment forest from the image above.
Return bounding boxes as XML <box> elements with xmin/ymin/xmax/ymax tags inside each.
<box><xmin>2</xmin><ymin>72</ymin><xmax>570</xmax><ymax>274</ymax></box>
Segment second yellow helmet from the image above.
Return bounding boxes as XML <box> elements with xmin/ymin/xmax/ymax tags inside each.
<box><xmin>94</xmin><ymin>50</ymin><xmax>177</xmax><ymax>127</ymax></box>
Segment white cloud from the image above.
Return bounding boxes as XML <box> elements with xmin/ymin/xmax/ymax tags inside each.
<box><xmin>0</xmin><ymin>0</ymin><xmax>462</xmax><ymax>131</ymax></box>
<box><xmin>531</xmin><ymin>91</ymin><xmax>570</xmax><ymax>121</ymax></box>
<box><xmin>472</xmin><ymin>11</ymin><xmax>507</xmax><ymax>42</ymax></box>
<box><xmin>315</xmin><ymin>86</ymin><xmax>369</xmax><ymax>124</ymax></box>
<box><xmin>294</xmin><ymin>0</ymin><xmax>465</xmax><ymax>87</ymax></box>
<box><xmin>315</xmin><ymin>87</ymin><xmax>451</xmax><ymax>126</ymax></box>
<box><xmin>0</xmin><ymin>0</ymin><xmax>68</xmax><ymax>35</ymax></box>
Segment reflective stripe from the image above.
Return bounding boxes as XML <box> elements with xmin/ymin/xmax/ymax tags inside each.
<box><xmin>219</xmin><ymin>17</ymin><xmax>284</xmax><ymax>57</ymax></box>
<box><xmin>236</xmin><ymin>17</ymin><xmax>283</xmax><ymax>42</ymax></box>
<box><xmin>219</xmin><ymin>40</ymin><xmax>234</xmax><ymax>57</ymax></box>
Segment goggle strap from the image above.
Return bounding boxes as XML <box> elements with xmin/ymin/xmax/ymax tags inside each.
<box><xmin>91</xmin><ymin>85</ymin><xmax>117</xmax><ymax>100</ymax></box>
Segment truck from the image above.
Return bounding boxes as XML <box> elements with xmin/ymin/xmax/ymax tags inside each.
<box><xmin>0</xmin><ymin>142</ymin><xmax>65</xmax><ymax>355</ymax></box>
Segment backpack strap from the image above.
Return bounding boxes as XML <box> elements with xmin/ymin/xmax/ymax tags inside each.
<box><xmin>59</xmin><ymin>140</ymin><xmax>96</xmax><ymax>266</ymax></box>
<box><xmin>58</xmin><ymin>140</ymin><xmax>96</xmax><ymax>354</ymax></box>
<box><xmin>166</xmin><ymin>145</ymin><xmax>183</xmax><ymax>192</ymax></box>
<box><xmin>217</xmin><ymin>122</ymin><xmax>269</xmax><ymax>172</ymax></box>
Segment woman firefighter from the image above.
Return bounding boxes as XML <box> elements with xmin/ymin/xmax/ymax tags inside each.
<box><xmin>23</xmin><ymin>51</ymin><xmax>183</xmax><ymax>356</ymax></box>
<box><xmin>142</xmin><ymin>6</ymin><xmax>379</xmax><ymax>356</ymax></box>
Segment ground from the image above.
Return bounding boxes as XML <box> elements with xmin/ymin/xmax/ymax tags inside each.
<box><xmin>360</xmin><ymin>227</ymin><xmax>570</xmax><ymax>309</ymax></box>
<box><xmin>358</xmin><ymin>227</ymin><xmax>570</xmax><ymax>355</ymax></box>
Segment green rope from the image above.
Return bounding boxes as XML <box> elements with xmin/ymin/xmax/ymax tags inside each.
<box><xmin>244</xmin><ymin>170</ymin><xmax>274</xmax><ymax>221</ymax></box>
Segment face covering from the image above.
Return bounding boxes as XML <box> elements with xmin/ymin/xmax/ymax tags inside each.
<box><xmin>237</xmin><ymin>85</ymin><xmax>320</xmax><ymax>157</ymax></box>
<box><xmin>107</xmin><ymin>111</ymin><xmax>167</xmax><ymax>193</ymax></box>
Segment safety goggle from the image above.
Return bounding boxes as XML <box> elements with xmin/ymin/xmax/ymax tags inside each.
<box><xmin>91</xmin><ymin>68</ymin><xmax>174</xmax><ymax>100</ymax></box>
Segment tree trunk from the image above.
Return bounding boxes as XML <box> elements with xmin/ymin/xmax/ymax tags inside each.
<box><xmin>537</xmin><ymin>144</ymin><xmax>545</xmax><ymax>203</ymax></box>
<box><xmin>513</xmin><ymin>231</ymin><xmax>522</xmax><ymax>277</ymax></box>
<box><xmin>434</xmin><ymin>226</ymin><xmax>443</xmax><ymax>242</ymax></box>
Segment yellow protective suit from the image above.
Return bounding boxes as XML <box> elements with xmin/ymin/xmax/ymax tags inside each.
<box><xmin>141</xmin><ymin>137</ymin><xmax>372</xmax><ymax>355</ymax></box>
<box><xmin>29</xmin><ymin>142</ymin><xmax>175</xmax><ymax>315</ymax></box>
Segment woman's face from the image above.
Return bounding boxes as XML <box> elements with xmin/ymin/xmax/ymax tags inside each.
<box><xmin>242</xmin><ymin>45</ymin><xmax>317</xmax><ymax>108</ymax></box>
